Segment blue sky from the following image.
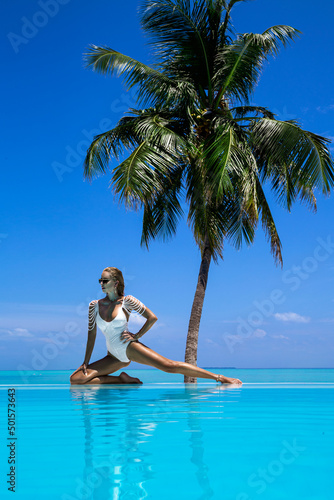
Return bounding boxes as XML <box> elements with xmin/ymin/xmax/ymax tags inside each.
<box><xmin>1</xmin><ymin>0</ymin><xmax>333</xmax><ymax>372</ymax></box>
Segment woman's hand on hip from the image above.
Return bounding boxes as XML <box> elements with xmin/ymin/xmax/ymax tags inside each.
<box><xmin>121</xmin><ymin>330</ymin><xmax>137</xmax><ymax>343</ymax></box>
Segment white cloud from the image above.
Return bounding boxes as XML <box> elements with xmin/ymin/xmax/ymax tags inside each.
<box><xmin>271</xmin><ymin>334</ymin><xmax>290</xmax><ymax>340</ymax></box>
<box><xmin>8</xmin><ymin>328</ymin><xmax>34</xmax><ymax>337</ymax></box>
<box><xmin>14</xmin><ymin>328</ymin><xmax>33</xmax><ymax>337</ymax></box>
<box><xmin>151</xmin><ymin>322</ymin><xmax>165</xmax><ymax>329</ymax></box>
<box><xmin>274</xmin><ymin>312</ymin><xmax>310</xmax><ymax>323</ymax></box>
<box><xmin>0</xmin><ymin>328</ymin><xmax>72</xmax><ymax>343</ymax></box>
<box><xmin>205</xmin><ymin>338</ymin><xmax>221</xmax><ymax>348</ymax></box>
<box><xmin>253</xmin><ymin>329</ymin><xmax>267</xmax><ymax>338</ymax></box>
<box><xmin>316</xmin><ymin>104</ymin><xmax>334</xmax><ymax>113</ymax></box>
<box><xmin>128</xmin><ymin>315</ymin><xmax>146</xmax><ymax>326</ymax></box>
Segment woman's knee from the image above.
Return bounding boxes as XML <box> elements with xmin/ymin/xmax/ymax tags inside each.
<box><xmin>70</xmin><ymin>371</ymin><xmax>86</xmax><ymax>385</ymax></box>
<box><xmin>161</xmin><ymin>360</ymin><xmax>179</xmax><ymax>373</ymax></box>
<box><xmin>70</xmin><ymin>373</ymin><xmax>83</xmax><ymax>384</ymax></box>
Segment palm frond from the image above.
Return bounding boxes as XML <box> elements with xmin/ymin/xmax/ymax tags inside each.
<box><xmin>254</xmin><ymin>178</ymin><xmax>283</xmax><ymax>265</ymax></box>
<box><xmin>111</xmin><ymin>141</ymin><xmax>178</xmax><ymax>209</ymax></box>
<box><xmin>84</xmin><ymin>45</ymin><xmax>164</xmax><ymax>84</ymax></box>
<box><xmin>84</xmin><ymin>45</ymin><xmax>186</xmax><ymax>107</ymax></box>
<box><xmin>252</xmin><ymin>119</ymin><xmax>334</xmax><ymax>207</ymax></box>
<box><xmin>259</xmin><ymin>25</ymin><xmax>301</xmax><ymax>56</ymax></box>
<box><xmin>218</xmin><ymin>0</ymin><xmax>245</xmax><ymax>43</ymax></box>
<box><xmin>230</xmin><ymin>105</ymin><xmax>275</xmax><ymax>119</ymax></box>
<box><xmin>84</xmin><ymin>108</ymin><xmax>188</xmax><ymax>181</ymax></box>
<box><xmin>213</xmin><ymin>25</ymin><xmax>300</xmax><ymax>105</ymax></box>
<box><xmin>190</xmin><ymin>202</ymin><xmax>228</xmax><ymax>261</ymax></box>
<box><xmin>83</xmin><ymin>118</ymin><xmax>142</xmax><ymax>180</ymax></box>
<box><xmin>141</xmin><ymin>165</ymin><xmax>184</xmax><ymax>247</ymax></box>
<box><xmin>140</xmin><ymin>0</ymin><xmax>221</xmax><ymax>99</ymax></box>
<box><xmin>84</xmin><ymin>132</ymin><xmax>113</xmax><ymax>181</ymax></box>
<box><xmin>224</xmin><ymin>195</ymin><xmax>257</xmax><ymax>251</ymax></box>
<box><xmin>202</xmin><ymin>123</ymin><xmax>254</xmax><ymax>197</ymax></box>
<box><xmin>133</xmin><ymin>112</ymin><xmax>186</xmax><ymax>152</ymax></box>
<box><xmin>187</xmin><ymin>180</ymin><xmax>257</xmax><ymax>262</ymax></box>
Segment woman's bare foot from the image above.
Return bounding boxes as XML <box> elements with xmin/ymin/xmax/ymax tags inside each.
<box><xmin>217</xmin><ymin>375</ymin><xmax>242</xmax><ymax>385</ymax></box>
<box><xmin>119</xmin><ymin>372</ymin><xmax>143</xmax><ymax>384</ymax></box>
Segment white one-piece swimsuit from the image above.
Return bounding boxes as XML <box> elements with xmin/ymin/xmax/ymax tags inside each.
<box><xmin>89</xmin><ymin>296</ymin><xmax>145</xmax><ymax>362</ymax></box>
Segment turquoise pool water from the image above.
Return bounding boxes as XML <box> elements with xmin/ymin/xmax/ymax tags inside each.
<box><xmin>0</xmin><ymin>369</ymin><xmax>333</xmax><ymax>499</ymax></box>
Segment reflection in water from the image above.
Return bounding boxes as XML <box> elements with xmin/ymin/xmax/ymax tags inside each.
<box><xmin>67</xmin><ymin>384</ymin><xmax>236</xmax><ymax>499</ymax></box>
<box><xmin>69</xmin><ymin>385</ymin><xmax>153</xmax><ymax>499</ymax></box>
<box><xmin>185</xmin><ymin>387</ymin><xmax>215</xmax><ymax>500</ymax></box>
<box><xmin>156</xmin><ymin>386</ymin><xmax>222</xmax><ymax>500</ymax></box>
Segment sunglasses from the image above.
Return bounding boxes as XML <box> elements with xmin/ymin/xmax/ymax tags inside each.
<box><xmin>98</xmin><ymin>279</ymin><xmax>111</xmax><ymax>285</ymax></box>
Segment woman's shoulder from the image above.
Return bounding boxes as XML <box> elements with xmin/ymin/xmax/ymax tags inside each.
<box><xmin>122</xmin><ymin>295</ymin><xmax>145</xmax><ymax>313</ymax></box>
<box><xmin>123</xmin><ymin>294</ymin><xmax>140</xmax><ymax>305</ymax></box>
<box><xmin>89</xmin><ymin>299</ymin><xmax>99</xmax><ymax>308</ymax></box>
<box><xmin>123</xmin><ymin>294</ymin><xmax>136</xmax><ymax>301</ymax></box>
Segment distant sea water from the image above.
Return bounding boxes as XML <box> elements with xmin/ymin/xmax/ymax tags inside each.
<box><xmin>1</xmin><ymin>368</ymin><xmax>334</xmax><ymax>385</ymax></box>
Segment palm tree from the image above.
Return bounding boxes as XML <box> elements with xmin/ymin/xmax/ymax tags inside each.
<box><xmin>83</xmin><ymin>0</ymin><xmax>334</xmax><ymax>382</ymax></box>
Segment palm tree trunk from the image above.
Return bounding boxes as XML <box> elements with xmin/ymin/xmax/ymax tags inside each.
<box><xmin>184</xmin><ymin>240</ymin><xmax>212</xmax><ymax>383</ymax></box>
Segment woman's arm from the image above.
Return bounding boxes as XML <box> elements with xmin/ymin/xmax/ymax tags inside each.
<box><xmin>122</xmin><ymin>295</ymin><xmax>157</xmax><ymax>342</ymax></box>
<box><xmin>82</xmin><ymin>301</ymin><xmax>97</xmax><ymax>369</ymax></box>
<box><xmin>133</xmin><ymin>306</ymin><xmax>158</xmax><ymax>340</ymax></box>
<box><xmin>83</xmin><ymin>328</ymin><xmax>96</xmax><ymax>366</ymax></box>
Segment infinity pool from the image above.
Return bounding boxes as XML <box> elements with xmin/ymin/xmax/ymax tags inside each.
<box><xmin>0</xmin><ymin>370</ymin><xmax>333</xmax><ymax>500</ymax></box>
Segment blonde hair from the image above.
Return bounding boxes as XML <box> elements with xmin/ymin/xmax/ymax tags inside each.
<box><xmin>103</xmin><ymin>267</ymin><xmax>125</xmax><ymax>296</ymax></box>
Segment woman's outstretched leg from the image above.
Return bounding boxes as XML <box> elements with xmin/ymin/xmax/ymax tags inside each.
<box><xmin>126</xmin><ymin>342</ymin><xmax>242</xmax><ymax>384</ymax></box>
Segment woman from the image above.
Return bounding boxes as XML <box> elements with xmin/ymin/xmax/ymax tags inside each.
<box><xmin>70</xmin><ymin>267</ymin><xmax>242</xmax><ymax>385</ymax></box>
